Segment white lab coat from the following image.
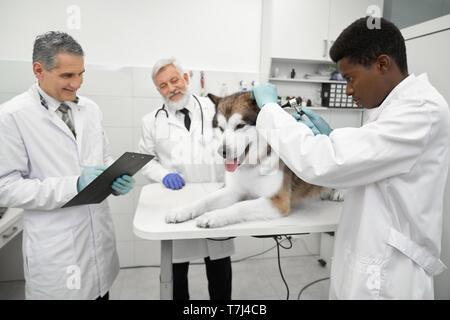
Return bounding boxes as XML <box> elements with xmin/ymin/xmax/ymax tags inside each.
<box><xmin>138</xmin><ymin>94</ymin><xmax>234</xmax><ymax>263</ymax></box>
<box><xmin>0</xmin><ymin>84</ymin><xmax>119</xmax><ymax>299</ymax></box>
<box><xmin>257</xmin><ymin>74</ymin><xmax>450</xmax><ymax>299</ymax></box>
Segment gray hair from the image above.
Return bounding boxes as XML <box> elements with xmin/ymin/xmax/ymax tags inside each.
<box><xmin>32</xmin><ymin>31</ymin><xmax>84</xmax><ymax>70</ymax></box>
<box><xmin>151</xmin><ymin>58</ymin><xmax>185</xmax><ymax>85</ymax></box>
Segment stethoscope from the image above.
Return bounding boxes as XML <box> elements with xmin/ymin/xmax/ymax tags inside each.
<box><xmin>155</xmin><ymin>94</ymin><xmax>204</xmax><ymax>136</ymax></box>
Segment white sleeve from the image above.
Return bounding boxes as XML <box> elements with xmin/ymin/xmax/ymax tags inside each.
<box><xmin>98</xmin><ymin>108</ymin><xmax>115</xmax><ymax>166</ymax></box>
<box><xmin>102</xmin><ymin>129</ymin><xmax>115</xmax><ymax>166</ymax></box>
<box><xmin>0</xmin><ymin>113</ymin><xmax>78</xmax><ymax>210</ymax></box>
<box><xmin>137</xmin><ymin>118</ymin><xmax>170</xmax><ymax>182</ymax></box>
<box><xmin>256</xmin><ymin>102</ymin><xmax>431</xmax><ymax>189</ymax></box>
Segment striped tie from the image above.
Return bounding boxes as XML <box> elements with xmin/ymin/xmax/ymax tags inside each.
<box><xmin>58</xmin><ymin>103</ymin><xmax>76</xmax><ymax>138</ymax></box>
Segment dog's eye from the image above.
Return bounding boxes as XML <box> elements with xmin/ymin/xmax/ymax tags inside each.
<box><xmin>235</xmin><ymin>123</ymin><xmax>245</xmax><ymax>130</ymax></box>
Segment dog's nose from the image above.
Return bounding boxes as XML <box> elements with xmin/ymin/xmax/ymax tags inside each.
<box><xmin>218</xmin><ymin>145</ymin><xmax>227</xmax><ymax>159</ymax></box>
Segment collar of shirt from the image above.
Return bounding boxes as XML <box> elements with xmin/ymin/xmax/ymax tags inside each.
<box><xmin>364</xmin><ymin>73</ymin><xmax>416</xmax><ymax>124</ymax></box>
<box><xmin>36</xmin><ymin>82</ymin><xmax>79</xmax><ymax>112</ymax></box>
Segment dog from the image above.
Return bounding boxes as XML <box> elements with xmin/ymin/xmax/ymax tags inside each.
<box><xmin>165</xmin><ymin>91</ymin><xmax>343</xmax><ymax>228</ymax></box>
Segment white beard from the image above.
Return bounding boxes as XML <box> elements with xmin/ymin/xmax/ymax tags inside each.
<box><xmin>165</xmin><ymin>87</ymin><xmax>192</xmax><ymax>111</ymax></box>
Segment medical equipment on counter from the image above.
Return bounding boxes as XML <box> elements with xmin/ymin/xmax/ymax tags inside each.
<box><xmin>251</xmin><ymin>80</ymin><xmax>260</xmax><ymax>88</ymax></box>
<box><xmin>219</xmin><ymin>83</ymin><xmax>228</xmax><ymax>97</ymax></box>
<box><xmin>239</xmin><ymin>80</ymin><xmax>249</xmax><ymax>92</ymax></box>
<box><xmin>200</xmin><ymin>71</ymin><xmax>206</xmax><ymax>97</ymax></box>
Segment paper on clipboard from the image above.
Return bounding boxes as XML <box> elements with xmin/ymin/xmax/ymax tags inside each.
<box><xmin>62</xmin><ymin>152</ymin><xmax>153</xmax><ymax>208</ymax></box>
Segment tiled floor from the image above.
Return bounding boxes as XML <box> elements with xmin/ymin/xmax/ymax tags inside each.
<box><xmin>0</xmin><ymin>255</ymin><xmax>330</xmax><ymax>300</ymax></box>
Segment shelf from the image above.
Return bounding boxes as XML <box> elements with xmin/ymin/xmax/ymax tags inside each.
<box><xmin>271</xmin><ymin>57</ymin><xmax>334</xmax><ymax>65</ymax></box>
<box><xmin>269</xmin><ymin>77</ymin><xmax>346</xmax><ymax>84</ymax></box>
<box><xmin>285</xmin><ymin>106</ymin><xmax>364</xmax><ymax>112</ymax></box>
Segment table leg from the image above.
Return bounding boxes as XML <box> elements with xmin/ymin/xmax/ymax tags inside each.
<box><xmin>160</xmin><ymin>239</ymin><xmax>173</xmax><ymax>300</ymax></box>
<box><xmin>319</xmin><ymin>232</ymin><xmax>334</xmax><ymax>270</ymax></box>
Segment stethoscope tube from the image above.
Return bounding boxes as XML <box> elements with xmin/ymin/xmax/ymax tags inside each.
<box><xmin>155</xmin><ymin>94</ymin><xmax>204</xmax><ymax>135</ymax></box>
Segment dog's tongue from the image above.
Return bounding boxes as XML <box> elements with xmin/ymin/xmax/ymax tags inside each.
<box><xmin>225</xmin><ymin>159</ymin><xmax>238</xmax><ymax>172</ymax></box>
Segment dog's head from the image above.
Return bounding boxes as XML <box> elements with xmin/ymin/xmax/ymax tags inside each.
<box><xmin>208</xmin><ymin>91</ymin><xmax>263</xmax><ymax>173</ymax></box>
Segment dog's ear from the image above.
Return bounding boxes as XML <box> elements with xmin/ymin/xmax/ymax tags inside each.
<box><xmin>207</xmin><ymin>93</ymin><xmax>221</xmax><ymax>107</ymax></box>
<box><xmin>245</xmin><ymin>91</ymin><xmax>260</xmax><ymax>115</ymax></box>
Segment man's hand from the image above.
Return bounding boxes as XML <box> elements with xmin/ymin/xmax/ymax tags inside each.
<box><xmin>162</xmin><ymin>173</ymin><xmax>185</xmax><ymax>190</ymax></box>
<box><xmin>251</xmin><ymin>84</ymin><xmax>278</xmax><ymax>109</ymax></box>
<box><xmin>112</xmin><ymin>175</ymin><xmax>135</xmax><ymax>195</ymax></box>
<box><xmin>77</xmin><ymin>165</ymin><xmax>107</xmax><ymax>192</ymax></box>
<box><xmin>292</xmin><ymin>114</ymin><xmax>320</xmax><ymax>135</ymax></box>
<box><xmin>301</xmin><ymin>108</ymin><xmax>333</xmax><ymax>136</ymax></box>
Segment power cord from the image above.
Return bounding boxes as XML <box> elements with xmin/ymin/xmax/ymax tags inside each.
<box><xmin>252</xmin><ymin>234</ymin><xmax>295</xmax><ymax>300</ymax></box>
<box><xmin>273</xmin><ymin>235</ymin><xmax>292</xmax><ymax>300</ymax></box>
<box><xmin>297</xmin><ymin>277</ymin><xmax>330</xmax><ymax>300</ymax></box>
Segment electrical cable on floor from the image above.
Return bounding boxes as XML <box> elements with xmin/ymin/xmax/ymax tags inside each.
<box><xmin>121</xmin><ymin>236</ymin><xmax>299</xmax><ymax>269</ymax></box>
<box><xmin>274</xmin><ymin>235</ymin><xmax>291</xmax><ymax>300</ymax></box>
<box><xmin>297</xmin><ymin>277</ymin><xmax>330</xmax><ymax>300</ymax></box>
<box><xmin>232</xmin><ymin>235</ymin><xmax>294</xmax><ymax>263</ymax></box>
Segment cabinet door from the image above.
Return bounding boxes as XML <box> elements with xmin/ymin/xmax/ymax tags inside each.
<box><xmin>328</xmin><ymin>0</ymin><xmax>384</xmax><ymax>42</ymax></box>
<box><xmin>271</xmin><ymin>0</ymin><xmax>331</xmax><ymax>61</ymax></box>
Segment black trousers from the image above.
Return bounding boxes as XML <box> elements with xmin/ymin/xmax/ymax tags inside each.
<box><xmin>172</xmin><ymin>256</ymin><xmax>232</xmax><ymax>300</ymax></box>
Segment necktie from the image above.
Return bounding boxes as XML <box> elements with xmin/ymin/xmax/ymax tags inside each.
<box><xmin>179</xmin><ymin>108</ymin><xmax>191</xmax><ymax>131</ymax></box>
<box><xmin>58</xmin><ymin>103</ymin><xmax>76</xmax><ymax>138</ymax></box>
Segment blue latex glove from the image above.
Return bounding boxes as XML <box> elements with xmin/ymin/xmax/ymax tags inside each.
<box><xmin>251</xmin><ymin>84</ymin><xmax>278</xmax><ymax>109</ymax></box>
<box><xmin>162</xmin><ymin>173</ymin><xmax>185</xmax><ymax>190</ymax></box>
<box><xmin>112</xmin><ymin>175</ymin><xmax>135</xmax><ymax>195</ymax></box>
<box><xmin>292</xmin><ymin>114</ymin><xmax>320</xmax><ymax>135</ymax></box>
<box><xmin>301</xmin><ymin>108</ymin><xmax>333</xmax><ymax>136</ymax></box>
<box><xmin>77</xmin><ymin>165</ymin><xmax>107</xmax><ymax>192</ymax></box>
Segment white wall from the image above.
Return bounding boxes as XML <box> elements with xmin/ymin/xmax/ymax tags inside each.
<box><xmin>0</xmin><ymin>0</ymin><xmax>261</xmax><ymax>72</ymax></box>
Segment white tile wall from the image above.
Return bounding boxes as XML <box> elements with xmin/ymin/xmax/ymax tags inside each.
<box><xmin>94</xmin><ymin>96</ymin><xmax>134</xmax><ymax>128</ymax></box>
<box><xmin>0</xmin><ymin>60</ymin><xmax>359</xmax><ymax>268</ymax></box>
<box><xmin>0</xmin><ymin>61</ymin><xmax>35</xmax><ymax>94</ymax></box>
<box><xmin>78</xmin><ymin>66</ymin><xmax>133</xmax><ymax>97</ymax></box>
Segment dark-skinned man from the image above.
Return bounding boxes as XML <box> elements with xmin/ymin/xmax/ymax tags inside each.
<box><xmin>252</xmin><ymin>17</ymin><xmax>450</xmax><ymax>299</ymax></box>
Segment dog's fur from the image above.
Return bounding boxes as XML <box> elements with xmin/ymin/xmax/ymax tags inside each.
<box><xmin>166</xmin><ymin>92</ymin><xmax>343</xmax><ymax>228</ymax></box>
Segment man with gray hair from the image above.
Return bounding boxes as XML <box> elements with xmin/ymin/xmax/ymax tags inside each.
<box><xmin>138</xmin><ymin>58</ymin><xmax>234</xmax><ymax>300</ymax></box>
<box><xmin>0</xmin><ymin>31</ymin><xmax>135</xmax><ymax>299</ymax></box>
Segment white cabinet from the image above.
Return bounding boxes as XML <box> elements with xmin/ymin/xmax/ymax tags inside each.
<box><xmin>271</xmin><ymin>0</ymin><xmax>330</xmax><ymax>61</ymax></box>
<box><xmin>271</xmin><ymin>0</ymin><xmax>384</xmax><ymax>61</ymax></box>
<box><xmin>328</xmin><ymin>0</ymin><xmax>384</xmax><ymax>41</ymax></box>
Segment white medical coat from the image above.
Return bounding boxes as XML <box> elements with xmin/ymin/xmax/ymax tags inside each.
<box><xmin>0</xmin><ymin>84</ymin><xmax>119</xmax><ymax>299</ymax></box>
<box><xmin>138</xmin><ymin>94</ymin><xmax>234</xmax><ymax>263</ymax></box>
<box><xmin>256</xmin><ymin>74</ymin><xmax>450</xmax><ymax>299</ymax></box>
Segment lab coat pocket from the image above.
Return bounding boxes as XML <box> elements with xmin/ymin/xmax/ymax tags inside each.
<box><xmin>26</xmin><ymin>230</ymin><xmax>77</xmax><ymax>289</ymax></box>
<box><xmin>339</xmin><ymin>250</ymin><xmax>384</xmax><ymax>299</ymax></box>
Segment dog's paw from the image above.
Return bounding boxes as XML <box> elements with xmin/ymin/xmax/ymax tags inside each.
<box><xmin>329</xmin><ymin>189</ymin><xmax>345</xmax><ymax>201</ymax></box>
<box><xmin>196</xmin><ymin>210</ymin><xmax>227</xmax><ymax>228</ymax></box>
<box><xmin>166</xmin><ymin>205</ymin><xmax>197</xmax><ymax>223</ymax></box>
<box><xmin>320</xmin><ymin>188</ymin><xmax>345</xmax><ymax>201</ymax></box>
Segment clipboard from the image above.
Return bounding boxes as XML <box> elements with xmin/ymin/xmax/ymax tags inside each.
<box><xmin>62</xmin><ymin>152</ymin><xmax>154</xmax><ymax>208</ymax></box>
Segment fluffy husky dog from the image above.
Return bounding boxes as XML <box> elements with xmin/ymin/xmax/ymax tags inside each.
<box><xmin>166</xmin><ymin>92</ymin><xmax>342</xmax><ymax>228</ymax></box>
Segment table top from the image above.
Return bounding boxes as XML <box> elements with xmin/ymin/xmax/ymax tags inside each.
<box><xmin>133</xmin><ymin>183</ymin><xmax>343</xmax><ymax>240</ymax></box>
<box><xmin>0</xmin><ymin>208</ymin><xmax>23</xmax><ymax>234</ymax></box>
